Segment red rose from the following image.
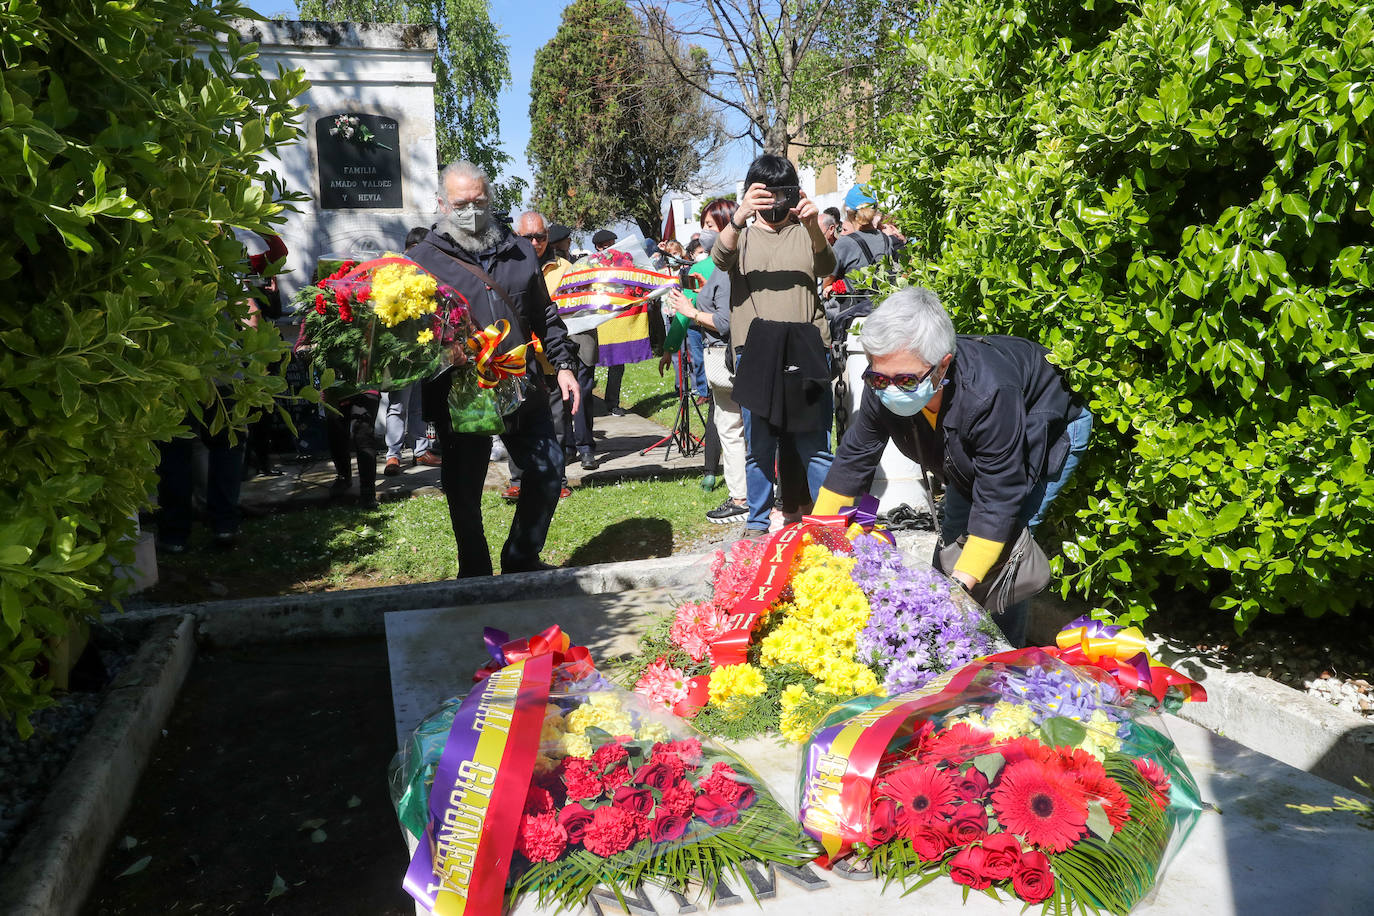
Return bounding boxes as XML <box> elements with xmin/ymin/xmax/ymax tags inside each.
<box><xmin>630</xmin><ymin>760</ymin><xmax>679</xmax><ymax>791</ymax></box>
<box><xmin>562</xmin><ymin>757</ymin><xmax>603</xmax><ymax>801</ymax></box>
<box><xmin>659</xmin><ymin>779</ymin><xmax>697</xmax><ymax>817</ymax></box>
<box><xmin>516</xmin><ymin>812</ymin><xmax>568</xmax><ymax>863</ymax></box>
<box><xmin>557</xmin><ymin>803</ymin><xmax>596</xmax><ymax>844</ymax></box>
<box><xmin>582</xmin><ymin>805</ymin><xmax>641</xmax><ymax>857</ymax></box>
<box><xmin>592</xmin><ymin>742</ymin><xmax>629</xmax><ymax>771</ymax></box>
<box><xmin>948</xmin><ymin>845</ymin><xmax>993</xmax><ymax>890</ymax></box>
<box><xmin>314</xmin><ymin>293</ymin><xmax>327</xmax><ymax>315</ymax></box>
<box><xmin>601</xmin><ymin>764</ymin><xmax>633</xmax><ymax>792</ymax></box>
<box><xmin>978</xmin><ymin>834</ymin><xmax>1023</xmax><ymax>881</ymax></box>
<box><xmin>612</xmin><ymin>785</ymin><xmax>655</xmax><ymax>818</ymax></box>
<box><xmin>948</xmin><ymin>802</ymin><xmax>989</xmax><ymax>845</ymax></box>
<box><xmin>956</xmin><ymin>768</ymin><xmax>990</xmax><ymax>802</ymax></box>
<box><xmin>693</xmin><ymin>790</ymin><xmax>741</xmax><ymax>828</ymax></box>
<box><xmin>869</xmin><ymin>796</ymin><xmax>897</xmax><ymax>845</ymax></box>
<box><xmin>909</xmin><ymin>824</ymin><xmax>953</xmax><ymax>862</ymax></box>
<box><xmin>1012</xmin><ymin>850</ymin><xmax>1055</xmax><ymax>904</ymax></box>
<box><xmin>524</xmin><ymin>785</ymin><xmax>555</xmax><ymax>816</ymax></box>
<box><xmin>648</xmin><ymin>812</ymin><xmax>691</xmax><ymax>843</ymax></box>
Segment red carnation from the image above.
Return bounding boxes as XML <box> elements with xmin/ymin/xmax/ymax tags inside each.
<box><xmin>948</xmin><ymin>845</ymin><xmax>993</xmax><ymax>890</ymax></box>
<box><xmin>516</xmin><ymin>812</ymin><xmax>567</xmax><ymax>863</ymax></box>
<box><xmin>562</xmin><ymin>757</ymin><xmax>603</xmax><ymax>801</ymax></box>
<box><xmin>1012</xmin><ymin>850</ymin><xmax>1056</xmax><ymax>904</ymax></box>
<box><xmin>524</xmin><ymin>785</ymin><xmax>555</xmax><ymax>816</ymax></box>
<box><xmin>908</xmin><ymin>824</ymin><xmax>952</xmax><ymax>862</ymax></box>
<box><xmin>977</xmin><ymin>833</ymin><xmax>1023</xmax><ymax>881</ymax></box>
<box><xmin>868</xmin><ymin>796</ymin><xmax>897</xmax><ymax>845</ymax></box>
<box><xmin>654</xmin><ymin>738</ymin><xmax>703</xmax><ymax>768</ymax></box>
<box><xmin>693</xmin><ymin>791</ymin><xmax>742</xmax><ymax>828</ymax></box>
<box><xmin>648</xmin><ymin>812</ymin><xmax>691</xmax><ymax>843</ymax></box>
<box><xmin>314</xmin><ymin>293</ymin><xmax>327</xmax><ymax>315</ymax></box>
<box><xmin>601</xmin><ymin>764</ymin><xmax>633</xmax><ymax>792</ymax></box>
<box><xmin>659</xmin><ymin>779</ymin><xmax>697</xmax><ymax>817</ymax></box>
<box><xmin>955</xmin><ymin>768</ymin><xmax>990</xmax><ymax>802</ymax></box>
<box><xmin>948</xmin><ymin>801</ymin><xmax>989</xmax><ymax>845</ymax></box>
<box><xmin>700</xmin><ymin>762</ymin><xmax>754</xmax><ymax>808</ymax></box>
<box><xmin>582</xmin><ymin>805</ymin><xmax>640</xmax><ymax>857</ymax></box>
<box><xmin>557</xmin><ymin>803</ymin><xmax>596</xmax><ymax>844</ymax></box>
<box><xmin>612</xmin><ymin>785</ymin><xmax>655</xmax><ymax>818</ymax></box>
<box><xmin>591</xmin><ymin>742</ymin><xmax>629</xmax><ymax>771</ymax></box>
<box><xmin>338</xmin><ymin>303</ymin><xmax>354</xmax><ymax>322</ymax></box>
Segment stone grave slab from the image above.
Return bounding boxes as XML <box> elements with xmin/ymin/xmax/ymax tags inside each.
<box><xmin>385</xmin><ymin>596</ymin><xmax>1374</xmax><ymax>915</ymax></box>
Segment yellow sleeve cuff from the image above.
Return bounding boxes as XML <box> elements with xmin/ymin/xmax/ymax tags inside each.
<box><xmin>812</xmin><ymin>487</ymin><xmax>854</xmax><ymax>517</ymax></box>
<box><xmin>952</xmin><ymin>535</ymin><xmax>1005</xmax><ymax>582</ymax></box>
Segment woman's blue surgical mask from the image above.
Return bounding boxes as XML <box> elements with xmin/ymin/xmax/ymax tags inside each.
<box><xmin>877</xmin><ymin>378</ymin><xmax>938</xmax><ymax>415</ymax></box>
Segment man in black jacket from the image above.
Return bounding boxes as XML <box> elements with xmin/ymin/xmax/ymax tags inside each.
<box><xmin>813</xmin><ymin>287</ymin><xmax>1092</xmax><ymax>644</ymax></box>
<box><xmin>411</xmin><ymin>162</ymin><xmax>581</xmax><ymax>577</ymax></box>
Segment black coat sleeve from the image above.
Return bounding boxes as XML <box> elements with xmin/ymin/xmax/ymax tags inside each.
<box><xmin>963</xmin><ymin>384</ymin><xmax>1032</xmax><ymax>544</ymax></box>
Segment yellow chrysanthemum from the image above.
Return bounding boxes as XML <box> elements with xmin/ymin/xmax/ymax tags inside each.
<box><xmin>369</xmin><ymin>263</ymin><xmax>439</xmax><ymax>327</ymax></box>
<box><xmin>708</xmin><ymin>663</ymin><xmax>767</xmax><ymax>706</ymax></box>
<box><xmin>416</xmin><ymin>329</ymin><xmax>434</xmax><ymax>345</ymax></box>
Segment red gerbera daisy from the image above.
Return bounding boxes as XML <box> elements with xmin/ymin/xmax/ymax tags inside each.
<box><xmin>920</xmin><ymin>722</ymin><xmax>996</xmax><ymax>765</ymax></box>
<box><xmin>877</xmin><ymin>762</ymin><xmax>959</xmax><ymax>837</ymax></box>
<box><xmin>991</xmin><ymin>759</ymin><xmax>1089</xmax><ymax>852</ymax></box>
<box><xmin>1081</xmin><ymin>773</ymin><xmax>1132</xmax><ymax>833</ymax></box>
<box><xmin>1133</xmin><ymin>757</ymin><xmax>1172</xmax><ymax>807</ymax></box>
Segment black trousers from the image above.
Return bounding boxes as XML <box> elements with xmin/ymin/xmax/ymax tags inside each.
<box><xmin>438</xmin><ymin>383</ymin><xmax>563</xmax><ymax>577</ymax></box>
<box><xmin>325</xmin><ymin>392</ymin><xmax>381</xmax><ymax>500</ymax></box>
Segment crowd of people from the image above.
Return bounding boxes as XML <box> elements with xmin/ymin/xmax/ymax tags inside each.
<box><xmin>156</xmin><ymin>154</ymin><xmax>1091</xmax><ymax>644</ymax></box>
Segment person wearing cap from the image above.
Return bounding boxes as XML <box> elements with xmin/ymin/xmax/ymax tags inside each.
<box><xmin>824</xmin><ymin>183</ymin><xmax>906</xmax><ymax>326</ymax></box>
<box><xmin>590</xmin><ymin>228</ymin><xmax>629</xmax><ymax>416</ymax></box>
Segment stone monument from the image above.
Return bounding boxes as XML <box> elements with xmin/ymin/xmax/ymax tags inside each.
<box><xmin>216</xmin><ymin>19</ymin><xmax>441</xmax><ymax>299</ymax></box>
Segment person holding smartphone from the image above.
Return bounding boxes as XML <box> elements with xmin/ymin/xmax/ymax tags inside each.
<box><xmin>710</xmin><ymin>155</ymin><xmax>837</xmax><ymax>535</ymax></box>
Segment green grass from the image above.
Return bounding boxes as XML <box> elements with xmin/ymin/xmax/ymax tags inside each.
<box><xmin>596</xmin><ymin>359</ymin><xmax>691</xmax><ymax>431</ymax></box>
<box><xmin>146</xmin><ymin>475</ymin><xmax>727</xmax><ymax>604</ymax></box>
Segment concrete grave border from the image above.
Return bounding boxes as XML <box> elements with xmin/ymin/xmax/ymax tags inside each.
<box><xmin>5</xmin><ymin>548</ymin><xmax>1370</xmax><ymax>915</ymax></box>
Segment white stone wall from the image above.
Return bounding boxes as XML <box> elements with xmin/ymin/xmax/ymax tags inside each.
<box><xmin>211</xmin><ymin>19</ymin><xmax>440</xmax><ymax>300</ymax></box>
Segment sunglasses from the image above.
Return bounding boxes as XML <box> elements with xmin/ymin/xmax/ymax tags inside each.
<box><xmin>863</xmin><ymin>364</ymin><xmax>938</xmax><ymax>392</ymax></box>
<box><xmin>520</xmin><ymin>232</ymin><xmax>547</xmax><ymax>242</ymax></box>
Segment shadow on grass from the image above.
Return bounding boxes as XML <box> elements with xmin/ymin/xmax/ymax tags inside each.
<box><xmin>564</xmin><ymin>517</ymin><xmax>675</xmax><ymax>567</ymax></box>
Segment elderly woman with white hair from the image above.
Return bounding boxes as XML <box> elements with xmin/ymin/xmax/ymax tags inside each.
<box><xmin>813</xmin><ymin>287</ymin><xmax>1092</xmax><ymax>645</ymax></box>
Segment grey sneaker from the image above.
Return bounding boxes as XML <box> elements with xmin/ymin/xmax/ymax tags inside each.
<box><xmin>707</xmin><ymin>498</ymin><xmax>747</xmax><ymax>524</ymax></box>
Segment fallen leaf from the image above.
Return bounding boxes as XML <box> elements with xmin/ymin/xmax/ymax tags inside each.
<box><xmin>297</xmin><ymin>818</ymin><xmax>327</xmax><ymax>831</ymax></box>
<box><xmin>118</xmin><ymin>836</ymin><xmax>138</xmax><ymax>850</ymax></box>
<box><xmin>265</xmin><ymin>873</ymin><xmax>287</xmax><ymax>902</ymax></box>
<box><xmin>310</xmin><ymin>829</ymin><xmax>327</xmax><ymax>844</ymax></box>
<box><xmin>117</xmin><ymin>856</ymin><xmax>152</xmax><ymax>878</ymax></box>
<box><xmin>346</xmin><ymin>795</ymin><xmax>361</xmax><ymax>808</ymax></box>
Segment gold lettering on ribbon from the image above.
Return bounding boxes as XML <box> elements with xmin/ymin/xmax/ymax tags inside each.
<box><xmin>433</xmin><ymin>761</ymin><xmax>498</xmax><ymax>893</ymax></box>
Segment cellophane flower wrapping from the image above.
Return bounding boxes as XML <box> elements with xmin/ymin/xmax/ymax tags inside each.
<box><xmin>624</xmin><ymin>525</ymin><xmax>1003</xmax><ymax>743</ymax></box>
<box><xmin>295</xmin><ymin>257</ymin><xmax>468</xmax><ymax>396</ymax></box>
<box><xmin>796</xmin><ymin>649</ymin><xmax>1203</xmax><ymax>914</ymax></box>
<box><xmin>390</xmin><ymin>662</ymin><xmax>817</xmax><ymax>914</ymax></box>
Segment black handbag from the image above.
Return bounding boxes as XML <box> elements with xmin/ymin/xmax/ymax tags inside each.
<box><xmin>934</xmin><ymin>526</ymin><xmax>1051</xmax><ymax>616</ymax></box>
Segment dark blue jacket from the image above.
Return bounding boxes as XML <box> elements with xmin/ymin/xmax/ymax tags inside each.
<box><xmin>824</xmin><ymin>335</ymin><xmax>1082</xmax><ymax>544</ymax></box>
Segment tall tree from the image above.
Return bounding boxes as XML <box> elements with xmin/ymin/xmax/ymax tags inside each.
<box><xmin>635</xmin><ymin>1</ymin><xmax>930</xmax><ymax>160</ymax></box>
<box><xmin>297</xmin><ymin>1</ymin><xmax>526</xmax><ymax>208</ymax></box>
<box><xmin>527</xmin><ymin>0</ymin><xmax>725</xmax><ymax>234</ymax></box>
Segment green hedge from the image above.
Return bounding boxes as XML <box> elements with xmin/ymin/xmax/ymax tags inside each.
<box><xmin>870</xmin><ymin>0</ymin><xmax>1374</xmax><ymax>631</ymax></box>
<box><xmin>0</xmin><ymin>2</ymin><xmax>306</xmax><ymax>735</ymax></box>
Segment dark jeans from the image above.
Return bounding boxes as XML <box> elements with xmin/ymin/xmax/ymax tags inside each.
<box><xmin>326</xmin><ymin>392</ymin><xmax>381</xmax><ymax>499</ymax></box>
<box><xmin>572</xmin><ymin>358</ymin><xmax>596</xmax><ymax>451</ymax></box>
<box><xmin>604</xmin><ymin>364</ymin><xmax>624</xmax><ymax>410</ymax></box>
<box><xmin>156</xmin><ymin>412</ymin><xmax>245</xmax><ymax>545</ymax></box>
<box><xmin>439</xmin><ymin>386</ymin><xmax>563</xmax><ymax>577</ymax></box>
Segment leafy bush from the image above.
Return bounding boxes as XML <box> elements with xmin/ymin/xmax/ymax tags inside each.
<box><xmin>0</xmin><ymin>2</ymin><xmax>306</xmax><ymax>735</ymax></box>
<box><xmin>870</xmin><ymin>0</ymin><xmax>1374</xmax><ymax>631</ymax></box>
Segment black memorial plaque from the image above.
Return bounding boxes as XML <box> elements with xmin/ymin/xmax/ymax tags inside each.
<box><xmin>317</xmin><ymin>113</ymin><xmax>403</xmax><ymax>209</ymax></box>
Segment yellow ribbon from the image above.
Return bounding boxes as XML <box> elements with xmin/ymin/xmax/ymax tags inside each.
<box><xmin>467</xmin><ymin>320</ymin><xmax>541</xmax><ymax>389</ymax></box>
<box><xmin>1057</xmin><ymin>625</ymin><xmax>1150</xmax><ymax>664</ymax></box>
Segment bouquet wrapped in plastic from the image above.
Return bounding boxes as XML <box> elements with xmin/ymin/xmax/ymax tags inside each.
<box><xmin>797</xmin><ymin>648</ymin><xmax>1206</xmax><ymax>914</ymax></box>
<box><xmin>390</xmin><ymin>627</ymin><xmax>817</xmax><ymax>915</ymax></box>
<box><xmin>292</xmin><ymin>256</ymin><xmax>538</xmax><ymax>433</ymax></box>
<box><xmin>624</xmin><ymin>510</ymin><xmax>1002</xmax><ymax>742</ymax></box>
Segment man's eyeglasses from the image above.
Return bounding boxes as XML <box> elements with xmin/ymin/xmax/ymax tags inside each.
<box><xmin>447</xmin><ymin>199</ymin><xmax>488</xmax><ymax>212</ymax></box>
<box><xmin>863</xmin><ymin>364</ymin><xmax>937</xmax><ymax>392</ymax></box>
<box><xmin>520</xmin><ymin>232</ymin><xmax>547</xmax><ymax>242</ymax></box>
